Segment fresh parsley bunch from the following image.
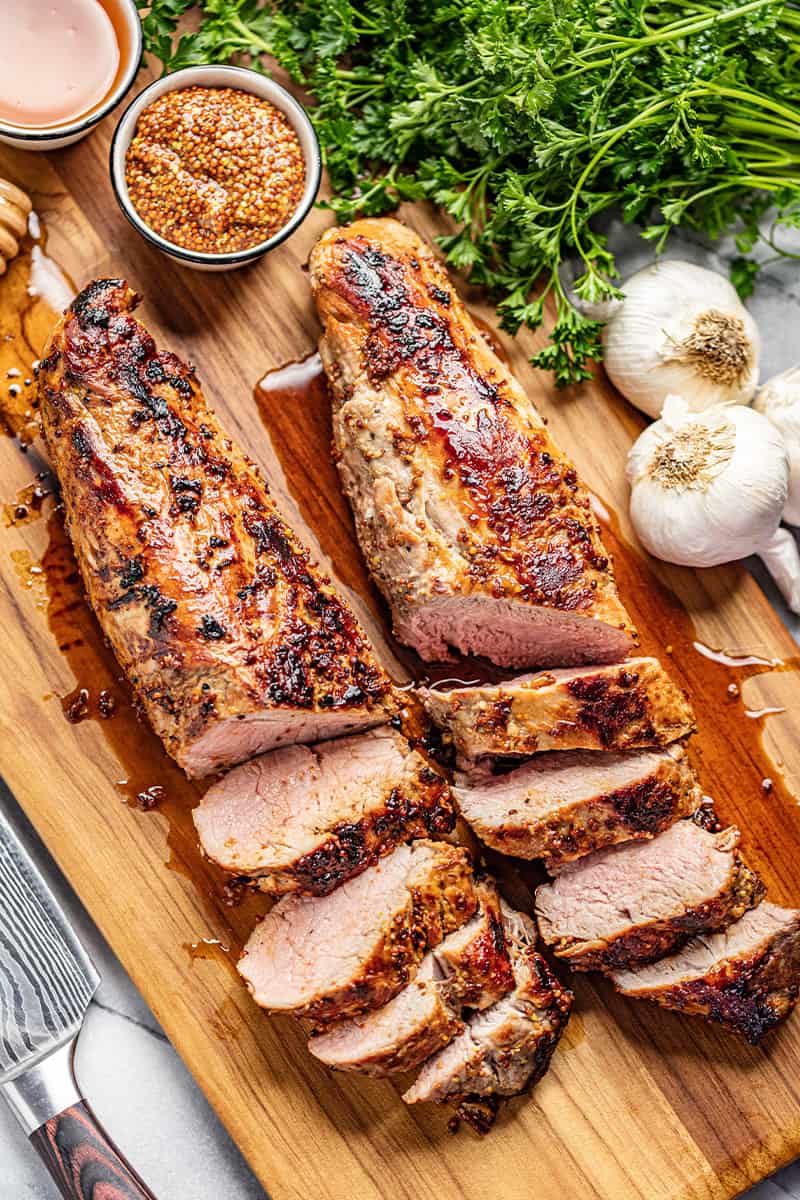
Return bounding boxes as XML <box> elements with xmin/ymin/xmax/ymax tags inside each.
<box><xmin>138</xmin><ymin>0</ymin><xmax>800</xmax><ymax>385</ymax></box>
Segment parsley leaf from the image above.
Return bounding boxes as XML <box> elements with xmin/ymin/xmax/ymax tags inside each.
<box><xmin>139</xmin><ymin>0</ymin><xmax>800</xmax><ymax>385</ymax></box>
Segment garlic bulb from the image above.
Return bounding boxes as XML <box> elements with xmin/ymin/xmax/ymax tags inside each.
<box><xmin>603</xmin><ymin>261</ymin><xmax>760</xmax><ymax>418</ymax></box>
<box><xmin>626</xmin><ymin>395</ymin><xmax>800</xmax><ymax>611</ymax></box>
<box><xmin>752</xmin><ymin>366</ymin><xmax>800</xmax><ymax>525</ymax></box>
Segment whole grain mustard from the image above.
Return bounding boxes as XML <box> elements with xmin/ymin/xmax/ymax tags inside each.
<box><xmin>125</xmin><ymin>86</ymin><xmax>306</xmax><ymax>254</ymax></box>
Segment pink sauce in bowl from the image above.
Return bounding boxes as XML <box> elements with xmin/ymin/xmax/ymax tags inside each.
<box><xmin>0</xmin><ymin>0</ymin><xmax>141</xmax><ymax>148</ymax></box>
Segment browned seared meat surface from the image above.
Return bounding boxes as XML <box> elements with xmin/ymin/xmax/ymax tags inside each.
<box><xmin>38</xmin><ymin>280</ymin><xmax>396</xmax><ymax>777</ymax></box>
<box><xmin>237</xmin><ymin>840</ymin><xmax>477</xmax><ymax>1023</ymax></box>
<box><xmin>454</xmin><ymin>745</ymin><xmax>701</xmax><ymax>869</ymax></box>
<box><xmin>433</xmin><ymin>878</ymin><xmax>515</xmax><ymax>1009</ymax></box>
<box><xmin>403</xmin><ymin>904</ymin><xmax>572</xmax><ymax>1113</ymax></box>
<box><xmin>535</xmin><ymin>821</ymin><xmax>764</xmax><ymax>971</ymax></box>
<box><xmin>308</xmin><ymin>879</ymin><xmax>513</xmax><ymax>1076</ymax></box>
<box><xmin>309</xmin><ymin>957</ymin><xmax>464</xmax><ymax>1077</ymax></box>
<box><xmin>309</xmin><ymin>217</ymin><xmax>635</xmax><ymax>669</ymax></box>
<box><xmin>612</xmin><ymin>903</ymin><xmax>800</xmax><ymax>1043</ymax></box>
<box><xmin>422</xmin><ymin>658</ymin><xmax>694</xmax><ymax>764</ymax></box>
<box><xmin>193</xmin><ymin>727</ymin><xmax>454</xmax><ymax>895</ymax></box>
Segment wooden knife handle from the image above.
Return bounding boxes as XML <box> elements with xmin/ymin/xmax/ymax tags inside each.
<box><xmin>29</xmin><ymin>1099</ymin><xmax>157</xmax><ymax>1200</ymax></box>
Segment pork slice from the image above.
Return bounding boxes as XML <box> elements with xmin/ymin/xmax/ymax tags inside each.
<box><xmin>403</xmin><ymin>904</ymin><xmax>572</xmax><ymax>1112</ymax></box>
<box><xmin>193</xmin><ymin>727</ymin><xmax>454</xmax><ymax>895</ymax></box>
<box><xmin>307</xmin><ymin>958</ymin><xmax>464</xmax><ymax>1077</ymax></box>
<box><xmin>535</xmin><ymin>820</ymin><xmax>764</xmax><ymax>971</ymax></box>
<box><xmin>310</xmin><ymin>217</ymin><xmax>635</xmax><ymax>669</ymax></box>
<box><xmin>454</xmin><ymin>744</ymin><xmax>701</xmax><ymax>869</ymax></box>
<box><xmin>307</xmin><ymin>879</ymin><xmax>513</xmax><ymax>1076</ymax></box>
<box><xmin>612</xmin><ymin>903</ymin><xmax>800</xmax><ymax>1043</ymax></box>
<box><xmin>422</xmin><ymin>658</ymin><xmax>694</xmax><ymax>763</ymax></box>
<box><xmin>38</xmin><ymin>280</ymin><xmax>396</xmax><ymax>778</ymax></box>
<box><xmin>433</xmin><ymin>878</ymin><xmax>516</xmax><ymax>1009</ymax></box>
<box><xmin>237</xmin><ymin>840</ymin><xmax>477</xmax><ymax>1023</ymax></box>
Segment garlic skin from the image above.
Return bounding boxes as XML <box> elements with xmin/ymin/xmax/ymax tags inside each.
<box><xmin>626</xmin><ymin>395</ymin><xmax>800</xmax><ymax>612</ymax></box>
<box><xmin>752</xmin><ymin>366</ymin><xmax>800</xmax><ymax>525</ymax></box>
<box><xmin>603</xmin><ymin>261</ymin><xmax>760</xmax><ymax>418</ymax></box>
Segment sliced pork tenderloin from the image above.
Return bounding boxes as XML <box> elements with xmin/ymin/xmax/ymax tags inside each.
<box><xmin>612</xmin><ymin>903</ymin><xmax>800</xmax><ymax>1043</ymax></box>
<box><xmin>308</xmin><ymin>879</ymin><xmax>513</xmax><ymax>1077</ymax></box>
<box><xmin>193</xmin><ymin>728</ymin><xmax>454</xmax><ymax>896</ymax></box>
<box><xmin>403</xmin><ymin>905</ymin><xmax>572</xmax><ymax>1116</ymax></box>
<box><xmin>308</xmin><ymin>958</ymin><xmax>464</xmax><ymax>1077</ymax></box>
<box><xmin>38</xmin><ymin>280</ymin><xmax>396</xmax><ymax>777</ymax></box>
<box><xmin>310</xmin><ymin>217</ymin><xmax>635</xmax><ymax>668</ymax></box>
<box><xmin>535</xmin><ymin>820</ymin><xmax>764</xmax><ymax>971</ymax></box>
<box><xmin>421</xmin><ymin>658</ymin><xmax>694</xmax><ymax>765</ymax></box>
<box><xmin>454</xmin><ymin>744</ymin><xmax>701</xmax><ymax>870</ymax></box>
<box><xmin>433</xmin><ymin>878</ymin><xmax>515</xmax><ymax>1009</ymax></box>
<box><xmin>238</xmin><ymin>840</ymin><xmax>477</xmax><ymax>1023</ymax></box>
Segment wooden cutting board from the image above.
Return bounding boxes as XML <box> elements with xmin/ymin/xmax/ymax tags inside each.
<box><xmin>2</xmin><ymin>75</ymin><xmax>800</xmax><ymax>1200</ymax></box>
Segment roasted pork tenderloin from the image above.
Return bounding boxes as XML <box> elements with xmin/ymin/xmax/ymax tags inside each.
<box><xmin>535</xmin><ymin>820</ymin><xmax>764</xmax><ymax>971</ymax></box>
<box><xmin>422</xmin><ymin>658</ymin><xmax>694</xmax><ymax>765</ymax></box>
<box><xmin>454</xmin><ymin>744</ymin><xmax>701</xmax><ymax>869</ymax></box>
<box><xmin>612</xmin><ymin>903</ymin><xmax>800</xmax><ymax>1043</ymax></box>
<box><xmin>308</xmin><ymin>878</ymin><xmax>514</xmax><ymax>1076</ymax></box>
<box><xmin>237</xmin><ymin>839</ymin><xmax>477</xmax><ymax>1023</ymax></box>
<box><xmin>310</xmin><ymin>217</ymin><xmax>635</xmax><ymax>669</ymax></box>
<box><xmin>38</xmin><ymin>280</ymin><xmax>396</xmax><ymax>777</ymax></box>
<box><xmin>193</xmin><ymin>727</ymin><xmax>454</xmax><ymax>895</ymax></box>
<box><xmin>403</xmin><ymin>904</ymin><xmax>572</xmax><ymax>1119</ymax></box>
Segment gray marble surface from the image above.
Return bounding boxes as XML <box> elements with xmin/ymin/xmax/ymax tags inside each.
<box><xmin>2</xmin><ymin>222</ymin><xmax>800</xmax><ymax>1199</ymax></box>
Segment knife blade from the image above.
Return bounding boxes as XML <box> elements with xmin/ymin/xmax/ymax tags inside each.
<box><xmin>0</xmin><ymin>805</ymin><xmax>158</xmax><ymax>1199</ymax></box>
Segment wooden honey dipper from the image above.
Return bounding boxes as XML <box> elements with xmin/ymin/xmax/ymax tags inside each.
<box><xmin>0</xmin><ymin>179</ymin><xmax>32</xmax><ymax>275</ymax></box>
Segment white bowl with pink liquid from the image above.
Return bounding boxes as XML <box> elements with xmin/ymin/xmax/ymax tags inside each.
<box><xmin>0</xmin><ymin>0</ymin><xmax>142</xmax><ymax>151</ymax></box>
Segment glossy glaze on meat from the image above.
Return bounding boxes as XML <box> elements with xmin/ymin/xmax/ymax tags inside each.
<box><xmin>310</xmin><ymin>218</ymin><xmax>635</xmax><ymax>668</ymax></box>
<box><xmin>403</xmin><ymin>905</ymin><xmax>573</xmax><ymax>1114</ymax></box>
<box><xmin>38</xmin><ymin>280</ymin><xmax>396</xmax><ymax>776</ymax></box>
<box><xmin>421</xmin><ymin>658</ymin><xmax>695</xmax><ymax>764</ymax></box>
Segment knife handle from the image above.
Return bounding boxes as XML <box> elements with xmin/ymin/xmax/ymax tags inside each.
<box><xmin>2</xmin><ymin>1039</ymin><xmax>157</xmax><ymax>1200</ymax></box>
<box><xmin>30</xmin><ymin>1099</ymin><xmax>157</xmax><ymax>1200</ymax></box>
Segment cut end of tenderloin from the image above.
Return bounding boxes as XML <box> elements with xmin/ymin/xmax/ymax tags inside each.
<box><xmin>182</xmin><ymin>707</ymin><xmax>391</xmax><ymax>779</ymax></box>
<box><xmin>536</xmin><ymin>820</ymin><xmax>764</xmax><ymax>971</ymax></box>
<box><xmin>193</xmin><ymin>727</ymin><xmax>455</xmax><ymax>895</ymax></box>
<box><xmin>237</xmin><ymin>840</ymin><xmax>477</xmax><ymax>1023</ymax></box>
<box><xmin>454</xmin><ymin>744</ymin><xmax>702</xmax><ymax>869</ymax></box>
<box><xmin>612</xmin><ymin>902</ymin><xmax>800</xmax><ymax>1043</ymax></box>
<box><xmin>397</xmin><ymin>594</ymin><xmax>633</xmax><ymax>670</ymax></box>
<box><xmin>421</xmin><ymin>657</ymin><xmax>695</xmax><ymax>764</ymax></box>
<box><xmin>403</xmin><ymin>903</ymin><xmax>572</xmax><ymax>1106</ymax></box>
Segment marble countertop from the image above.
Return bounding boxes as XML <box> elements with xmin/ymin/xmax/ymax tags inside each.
<box><xmin>2</xmin><ymin>224</ymin><xmax>800</xmax><ymax>1199</ymax></box>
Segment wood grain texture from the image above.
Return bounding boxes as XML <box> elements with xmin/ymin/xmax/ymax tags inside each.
<box><xmin>30</xmin><ymin>1101</ymin><xmax>157</xmax><ymax>1200</ymax></box>
<box><xmin>1</xmin><ymin>65</ymin><xmax>800</xmax><ymax>1200</ymax></box>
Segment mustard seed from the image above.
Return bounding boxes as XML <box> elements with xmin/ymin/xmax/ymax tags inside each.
<box><xmin>125</xmin><ymin>86</ymin><xmax>306</xmax><ymax>254</ymax></box>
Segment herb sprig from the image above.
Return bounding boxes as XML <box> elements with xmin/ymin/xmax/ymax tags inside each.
<box><xmin>138</xmin><ymin>0</ymin><xmax>800</xmax><ymax>385</ymax></box>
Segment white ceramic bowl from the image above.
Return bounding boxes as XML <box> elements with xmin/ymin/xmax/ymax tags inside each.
<box><xmin>109</xmin><ymin>65</ymin><xmax>322</xmax><ymax>272</ymax></box>
<box><xmin>0</xmin><ymin>0</ymin><xmax>143</xmax><ymax>151</ymax></box>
